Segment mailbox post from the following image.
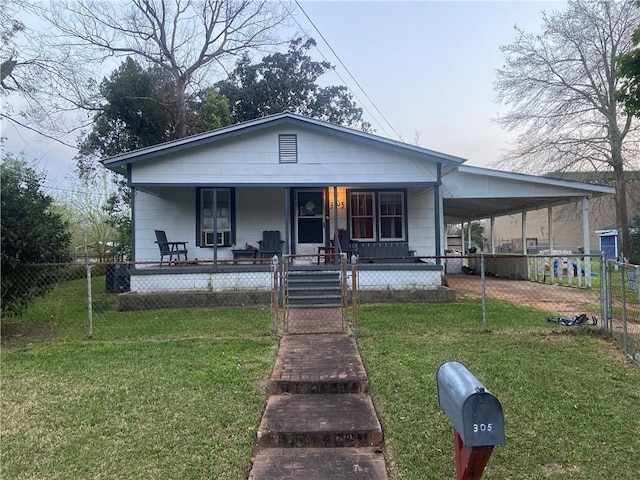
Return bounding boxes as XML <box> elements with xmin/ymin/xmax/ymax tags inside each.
<box><xmin>436</xmin><ymin>361</ymin><xmax>505</xmax><ymax>480</ymax></box>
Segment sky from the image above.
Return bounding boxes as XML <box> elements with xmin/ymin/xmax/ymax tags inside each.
<box><xmin>1</xmin><ymin>1</ymin><xmax>564</xmax><ymax>187</ymax></box>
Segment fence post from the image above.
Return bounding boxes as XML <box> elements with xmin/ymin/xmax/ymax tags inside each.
<box><xmin>481</xmin><ymin>254</ymin><xmax>487</xmax><ymax>331</ymax></box>
<box><xmin>271</xmin><ymin>255</ymin><xmax>279</xmax><ymax>335</ymax></box>
<box><xmin>86</xmin><ymin>263</ymin><xmax>93</xmax><ymax>340</ymax></box>
<box><xmin>621</xmin><ymin>263</ymin><xmax>629</xmax><ymax>357</ymax></box>
<box><xmin>600</xmin><ymin>254</ymin><xmax>608</xmax><ymax>331</ymax></box>
<box><xmin>351</xmin><ymin>263</ymin><xmax>359</xmax><ymax>335</ymax></box>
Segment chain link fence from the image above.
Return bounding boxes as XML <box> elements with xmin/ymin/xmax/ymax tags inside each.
<box><xmin>604</xmin><ymin>260</ymin><xmax>640</xmax><ymax>366</ymax></box>
<box><xmin>444</xmin><ymin>254</ymin><xmax>605</xmax><ymax>330</ymax></box>
<box><xmin>1</xmin><ymin>254</ymin><xmax>636</xmax><ymax>366</ymax></box>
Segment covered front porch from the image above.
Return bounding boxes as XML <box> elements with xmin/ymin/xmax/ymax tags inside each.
<box><xmin>133</xmin><ymin>183</ymin><xmax>441</xmax><ymax>265</ymax></box>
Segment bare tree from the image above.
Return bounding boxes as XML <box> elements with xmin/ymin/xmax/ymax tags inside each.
<box><xmin>495</xmin><ymin>0</ymin><xmax>640</xmax><ymax>259</ymax></box>
<box><xmin>15</xmin><ymin>0</ymin><xmax>287</xmax><ymax>138</ymax></box>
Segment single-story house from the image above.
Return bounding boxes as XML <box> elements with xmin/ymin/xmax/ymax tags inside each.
<box><xmin>100</xmin><ymin>112</ymin><xmax>614</xmax><ymax>293</ymax></box>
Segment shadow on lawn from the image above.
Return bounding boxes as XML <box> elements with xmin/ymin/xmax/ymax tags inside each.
<box><xmin>1</xmin><ymin>323</ymin><xmax>55</xmax><ymax>348</ymax></box>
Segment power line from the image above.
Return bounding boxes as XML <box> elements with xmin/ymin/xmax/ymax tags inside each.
<box><xmin>278</xmin><ymin>0</ymin><xmax>395</xmax><ymax>138</ymax></box>
<box><xmin>1</xmin><ymin>114</ymin><xmax>78</xmax><ymax>150</ymax></box>
<box><xmin>292</xmin><ymin>0</ymin><xmax>403</xmax><ymax>141</ymax></box>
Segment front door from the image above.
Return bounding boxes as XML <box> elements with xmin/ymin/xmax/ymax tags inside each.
<box><xmin>295</xmin><ymin>189</ymin><xmax>325</xmax><ymax>255</ymax></box>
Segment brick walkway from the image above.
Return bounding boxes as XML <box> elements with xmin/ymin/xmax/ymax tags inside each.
<box><xmin>248</xmin><ymin>328</ymin><xmax>388</xmax><ymax>479</ymax></box>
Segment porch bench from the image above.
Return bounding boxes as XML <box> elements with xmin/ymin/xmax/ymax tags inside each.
<box><xmin>350</xmin><ymin>241</ymin><xmax>416</xmax><ymax>262</ymax></box>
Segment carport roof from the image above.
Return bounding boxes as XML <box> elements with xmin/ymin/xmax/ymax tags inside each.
<box><xmin>441</xmin><ymin>165</ymin><xmax>615</xmax><ymax>224</ymax></box>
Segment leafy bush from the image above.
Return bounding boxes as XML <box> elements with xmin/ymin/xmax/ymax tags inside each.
<box><xmin>1</xmin><ymin>154</ymin><xmax>72</xmax><ymax>315</ymax></box>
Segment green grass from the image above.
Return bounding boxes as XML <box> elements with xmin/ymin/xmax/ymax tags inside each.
<box><xmin>2</xmin><ymin>281</ymin><xmax>639</xmax><ymax>479</ymax></box>
<box><xmin>1</xmin><ymin>278</ymin><xmax>278</xmax><ymax>480</ymax></box>
<box><xmin>358</xmin><ymin>303</ymin><xmax>640</xmax><ymax>479</ymax></box>
<box><xmin>2</xmin><ymin>338</ymin><xmax>276</xmax><ymax>479</ymax></box>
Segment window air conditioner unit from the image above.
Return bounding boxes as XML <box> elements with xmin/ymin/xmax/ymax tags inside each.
<box><xmin>203</xmin><ymin>231</ymin><xmax>231</xmax><ymax>247</ymax></box>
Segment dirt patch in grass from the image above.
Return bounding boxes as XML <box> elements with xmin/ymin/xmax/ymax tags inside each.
<box><xmin>1</xmin><ymin>323</ymin><xmax>54</xmax><ymax>348</ymax></box>
<box><xmin>540</xmin><ymin>463</ymin><xmax>580</xmax><ymax>475</ymax></box>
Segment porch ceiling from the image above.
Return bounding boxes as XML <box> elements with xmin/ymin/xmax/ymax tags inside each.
<box><xmin>443</xmin><ymin>195</ymin><xmax>591</xmax><ymax>224</ymax></box>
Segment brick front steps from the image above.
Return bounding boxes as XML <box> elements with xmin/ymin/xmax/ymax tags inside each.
<box><xmin>248</xmin><ymin>332</ymin><xmax>388</xmax><ymax>479</ymax></box>
<box><xmin>248</xmin><ymin>447</ymin><xmax>387</xmax><ymax>480</ymax></box>
<box><xmin>257</xmin><ymin>394</ymin><xmax>383</xmax><ymax>448</ymax></box>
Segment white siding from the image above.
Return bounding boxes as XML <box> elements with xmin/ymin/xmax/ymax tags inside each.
<box><xmin>234</xmin><ymin>187</ymin><xmax>285</xmax><ymax>248</ymax></box>
<box><xmin>130</xmin><ymin>125</ymin><xmax>439</xmax><ymax>186</ymax></box>
<box><xmin>407</xmin><ymin>187</ymin><xmax>437</xmax><ymax>256</ymax></box>
<box><xmin>135</xmin><ymin>188</ymin><xmax>196</xmax><ymax>262</ymax></box>
<box><xmin>135</xmin><ymin>187</ymin><xmax>287</xmax><ymax>262</ymax></box>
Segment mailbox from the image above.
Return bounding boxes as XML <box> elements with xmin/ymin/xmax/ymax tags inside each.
<box><xmin>437</xmin><ymin>361</ymin><xmax>505</xmax><ymax>448</ymax></box>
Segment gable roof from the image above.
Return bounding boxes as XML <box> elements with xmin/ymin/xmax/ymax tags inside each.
<box><xmin>101</xmin><ymin>112</ymin><xmax>466</xmax><ymax>174</ymax></box>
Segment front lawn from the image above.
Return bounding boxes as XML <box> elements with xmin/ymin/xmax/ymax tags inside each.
<box><xmin>2</xmin><ymin>288</ymin><xmax>638</xmax><ymax>479</ymax></box>
<box><xmin>359</xmin><ymin>303</ymin><xmax>640</xmax><ymax>479</ymax></box>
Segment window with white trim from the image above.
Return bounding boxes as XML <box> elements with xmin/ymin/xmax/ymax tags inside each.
<box><xmin>379</xmin><ymin>192</ymin><xmax>405</xmax><ymax>240</ymax></box>
<box><xmin>199</xmin><ymin>188</ymin><xmax>233</xmax><ymax>246</ymax></box>
<box><xmin>349</xmin><ymin>190</ymin><xmax>406</xmax><ymax>241</ymax></box>
<box><xmin>350</xmin><ymin>192</ymin><xmax>375</xmax><ymax>240</ymax></box>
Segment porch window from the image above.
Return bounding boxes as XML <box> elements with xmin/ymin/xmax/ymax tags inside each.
<box><xmin>198</xmin><ymin>188</ymin><xmax>234</xmax><ymax>246</ymax></box>
<box><xmin>350</xmin><ymin>192</ymin><xmax>375</xmax><ymax>240</ymax></box>
<box><xmin>379</xmin><ymin>192</ymin><xmax>405</xmax><ymax>240</ymax></box>
<box><xmin>348</xmin><ymin>190</ymin><xmax>406</xmax><ymax>241</ymax></box>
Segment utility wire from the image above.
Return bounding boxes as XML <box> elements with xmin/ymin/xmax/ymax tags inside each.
<box><xmin>293</xmin><ymin>0</ymin><xmax>403</xmax><ymax>141</ymax></box>
<box><xmin>1</xmin><ymin>115</ymin><xmax>78</xmax><ymax>150</ymax></box>
<box><xmin>278</xmin><ymin>0</ymin><xmax>386</xmax><ymax>134</ymax></box>
<box><xmin>279</xmin><ymin>0</ymin><xmax>394</xmax><ymax>139</ymax></box>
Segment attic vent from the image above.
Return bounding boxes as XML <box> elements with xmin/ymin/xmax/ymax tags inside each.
<box><xmin>279</xmin><ymin>134</ymin><xmax>297</xmax><ymax>163</ymax></box>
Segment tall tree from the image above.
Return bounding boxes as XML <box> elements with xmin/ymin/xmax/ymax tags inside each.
<box><xmin>27</xmin><ymin>0</ymin><xmax>287</xmax><ymax>139</ymax></box>
<box><xmin>216</xmin><ymin>38</ymin><xmax>371</xmax><ymax>130</ymax></box>
<box><xmin>77</xmin><ymin>57</ymin><xmax>176</xmax><ymax>162</ymax></box>
<box><xmin>495</xmin><ymin>0</ymin><xmax>640</xmax><ymax>259</ymax></box>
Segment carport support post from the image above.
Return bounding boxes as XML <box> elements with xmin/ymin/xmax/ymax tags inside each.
<box><xmin>547</xmin><ymin>207</ymin><xmax>554</xmax><ymax>253</ymax></box>
<box><xmin>582</xmin><ymin>197</ymin><xmax>591</xmax><ymax>283</ymax></box>
<box><xmin>490</xmin><ymin>217</ymin><xmax>495</xmax><ymax>254</ymax></box>
<box><xmin>521</xmin><ymin>211</ymin><xmax>527</xmax><ymax>255</ymax></box>
<box><xmin>454</xmin><ymin>431</ymin><xmax>494</xmax><ymax>480</ymax></box>
<box><xmin>481</xmin><ymin>254</ymin><xmax>487</xmax><ymax>330</ymax></box>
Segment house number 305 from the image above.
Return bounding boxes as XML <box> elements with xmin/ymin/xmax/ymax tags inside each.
<box><xmin>473</xmin><ymin>423</ymin><xmax>493</xmax><ymax>433</ymax></box>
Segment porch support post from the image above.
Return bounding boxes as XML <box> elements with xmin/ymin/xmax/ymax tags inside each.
<box><xmin>284</xmin><ymin>187</ymin><xmax>291</xmax><ymax>255</ymax></box>
<box><xmin>213</xmin><ymin>187</ymin><xmax>218</xmax><ymax>261</ymax></box>
<box><xmin>548</xmin><ymin>206</ymin><xmax>554</xmax><ymax>253</ymax></box>
<box><xmin>333</xmin><ymin>186</ymin><xmax>338</xmax><ymax>245</ymax></box>
<box><xmin>522</xmin><ymin>211</ymin><xmax>528</xmax><ymax>255</ymax></box>
<box><xmin>467</xmin><ymin>221</ymin><xmax>472</xmax><ymax>253</ymax></box>
<box><xmin>434</xmin><ymin>183</ymin><xmax>442</xmax><ymax>263</ymax></box>
<box><xmin>490</xmin><ymin>217</ymin><xmax>495</xmax><ymax>254</ymax></box>
<box><xmin>582</xmin><ymin>196</ymin><xmax>592</xmax><ymax>283</ymax></box>
<box><xmin>582</xmin><ymin>197</ymin><xmax>591</xmax><ymax>254</ymax></box>
<box><xmin>131</xmin><ymin>187</ymin><xmax>136</xmax><ymax>261</ymax></box>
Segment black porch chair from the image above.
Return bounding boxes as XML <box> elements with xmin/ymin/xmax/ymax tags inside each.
<box><xmin>333</xmin><ymin>228</ymin><xmax>358</xmax><ymax>259</ymax></box>
<box><xmin>155</xmin><ymin>230</ymin><xmax>188</xmax><ymax>265</ymax></box>
<box><xmin>258</xmin><ymin>230</ymin><xmax>284</xmax><ymax>258</ymax></box>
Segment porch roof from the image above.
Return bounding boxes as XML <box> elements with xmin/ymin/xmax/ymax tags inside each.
<box><xmin>441</xmin><ymin>165</ymin><xmax>615</xmax><ymax>223</ymax></box>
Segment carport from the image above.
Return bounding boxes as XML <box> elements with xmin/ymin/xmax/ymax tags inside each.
<box><xmin>440</xmin><ymin>165</ymin><xmax>615</xmax><ymax>255</ymax></box>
